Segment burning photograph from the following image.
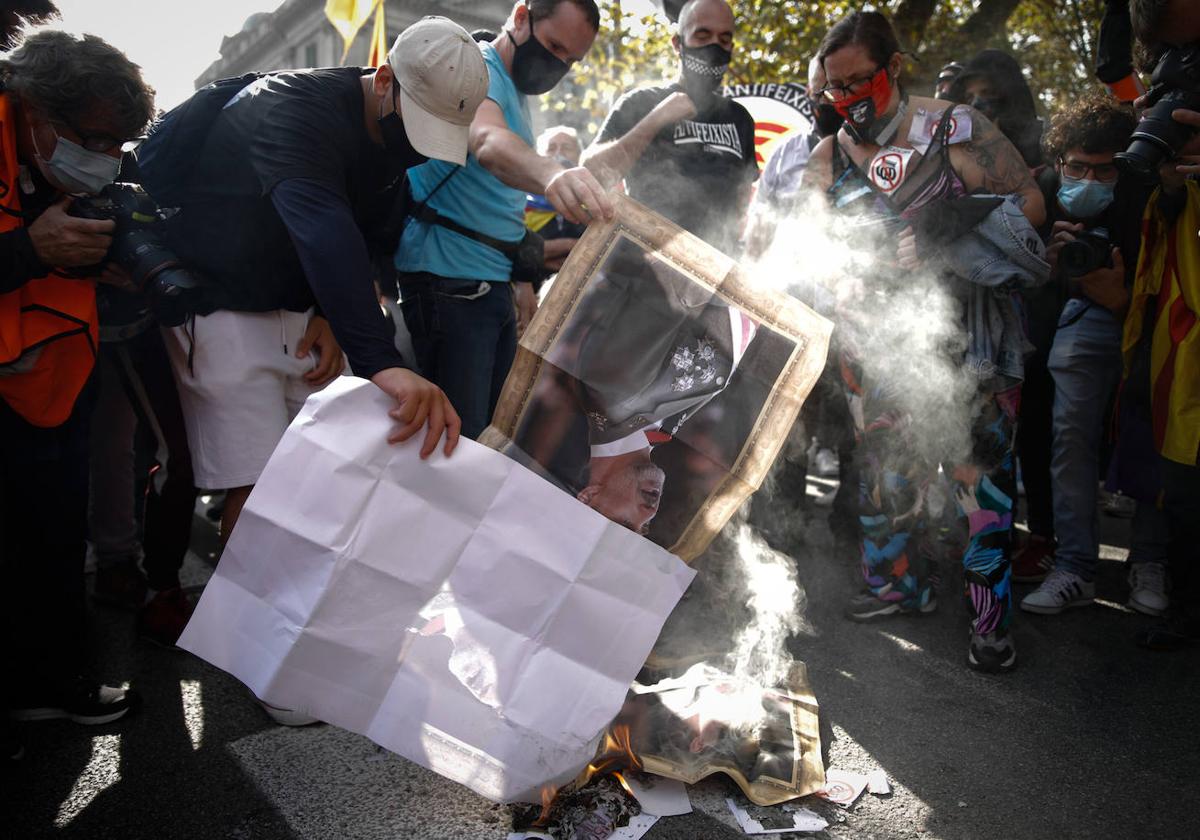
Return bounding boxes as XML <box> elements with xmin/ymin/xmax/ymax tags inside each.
<box><xmin>482</xmin><ymin>195</ymin><xmax>832</xmax><ymax>561</ymax></box>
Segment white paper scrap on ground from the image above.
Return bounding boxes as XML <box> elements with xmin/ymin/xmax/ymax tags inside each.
<box><xmin>180</xmin><ymin>378</ymin><xmax>696</xmax><ymax>804</ymax></box>
<box><xmin>510</xmin><ymin>814</ymin><xmax>659</xmax><ymax>840</ymax></box>
<box><xmin>625</xmin><ymin>773</ymin><xmax>692</xmax><ymax>817</ymax></box>
<box><xmin>867</xmin><ymin>769</ymin><xmax>891</xmax><ymax>795</ymax></box>
<box><xmin>726</xmin><ymin>797</ymin><xmax>829</xmax><ymax>835</ymax></box>
<box><xmin>614</xmin><ymin>813</ymin><xmax>660</xmax><ymax>838</ymax></box>
<box><xmin>816</xmin><ymin>768</ymin><xmax>870</xmax><ymax>807</ymax></box>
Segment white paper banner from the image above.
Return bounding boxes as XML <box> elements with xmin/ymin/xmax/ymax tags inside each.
<box><xmin>180</xmin><ymin>377</ymin><xmax>696</xmax><ymax>803</ymax></box>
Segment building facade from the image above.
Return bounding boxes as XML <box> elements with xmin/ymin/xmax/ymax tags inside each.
<box><xmin>196</xmin><ymin>0</ymin><xmax>512</xmax><ymax>88</ymax></box>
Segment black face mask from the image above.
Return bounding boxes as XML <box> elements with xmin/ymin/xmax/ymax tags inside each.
<box><xmin>378</xmin><ymin>81</ymin><xmax>428</xmax><ymax>170</ymax></box>
<box><xmin>508</xmin><ymin>17</ymin><xmax>570</xmax><ymax>96</ymax></box>
<box><xmin>812</xmin><ymin>101</ymin><xmax>843</xmax><ymax>137</ymax></box>
<box><xmin>969</xmin><ymin>96</ymin><xmax>998</xmax><ymax>120</ymax></box>
<box><xmin>679</xmin><ymin>42</ymin><xmax>731</xmax><ymax>112</ymax></box>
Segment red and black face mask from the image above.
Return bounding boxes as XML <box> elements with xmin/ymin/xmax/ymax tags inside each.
<box><xmin>831</xmin><ymin>66</ymin><xmax>893</xmax><ymax>144</ymax></box>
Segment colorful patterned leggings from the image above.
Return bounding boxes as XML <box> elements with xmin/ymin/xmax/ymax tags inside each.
<box><xmin>843</xmin><ymin>362</ymin><xmax>1018</xmax><ymax>634</ymax></box>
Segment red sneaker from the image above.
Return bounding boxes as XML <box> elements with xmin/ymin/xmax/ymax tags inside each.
<box><xmin>137</xmin><ymin>587</ymin><xmax>195</xmax><ymax>648</ymax></box>
<box><xmin>1011</xmin><ymin>534</ymin><xmax>1055</xmax><ymax>583</ymax></box>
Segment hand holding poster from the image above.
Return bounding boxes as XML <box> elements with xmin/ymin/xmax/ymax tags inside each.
<box><xmin>481</xmin><ymin>193</ymin><xmax>833</xmax><ymax>561</ymax></box>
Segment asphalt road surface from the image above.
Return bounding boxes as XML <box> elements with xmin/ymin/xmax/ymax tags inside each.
<box><xmin>5</xmin><ymin>482</ymin><xmax>1195</xmax><ymax>840</ymax></box>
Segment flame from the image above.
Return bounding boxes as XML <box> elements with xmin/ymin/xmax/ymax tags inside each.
<box><xmin>536</xmin><ymin>725</ymin><xmax>641</xmax><ymax>826</ymax></box>
<box><xmin>533</xmin><ymin>783</ymin><xmax>557</xmax><ymax>827</ymax></box>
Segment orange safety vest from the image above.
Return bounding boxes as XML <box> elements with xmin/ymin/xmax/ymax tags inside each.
<box><xmin>0</xmin><ymin>93</ymin><xmax>98</xmax><ymax>428</ymax></box>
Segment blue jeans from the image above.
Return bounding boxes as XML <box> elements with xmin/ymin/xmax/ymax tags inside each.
<box><xmin>1048</xmin><ymin>300</ymin><xmax>1122</xmax><ymax>580</ymax></box>
<box><xmin>398</xmin><ymin>273</ymin><xmax>516</xmax><ymax>440</ymax></box>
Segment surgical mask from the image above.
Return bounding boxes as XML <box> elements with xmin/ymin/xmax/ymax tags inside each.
<box><xmin>377</xmin><ymin>79</ymin><xmax>428</xmax><ymax>170</ymax></box>
<box><xmin>1057</xmin><ymin>177</ymin><xmax>1116</xmax><ymax>220</ymax></box>
<box><xmin>679</xmin><ymin>42</ymin><xmax>732</xmax><ymax>112</ymax></box>
<box><xmin>32</xmin><ymin>125</ymin><xmax>120</xmax><ymax>195</ymax></box>
<box><xmin>507</xmin><ymin>12</ymin><xmax>570</xmax><ymax>96</ymax></box>
<box><xmin>832</xmin><ymin>66</ymin><xmax>897</xmax><ymax>145</ymax></box>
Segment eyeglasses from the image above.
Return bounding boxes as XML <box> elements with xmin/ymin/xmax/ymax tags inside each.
<box><xmin>818</xmin><ymin>67</ymin><xmax>883</xmax><ymax>101</ymax></box>
<box><xmin>1059</xmin><ymin>158</ymin><xmax>1120</xmax><ymax>183</ymax></box>
<box><xmin>49</xmin><ymin>117</ymin><xmax>125</xmax><ymax>154</ymax></box>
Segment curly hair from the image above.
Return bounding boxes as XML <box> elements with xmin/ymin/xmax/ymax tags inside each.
<box><xmin>0</xmin><ymin>30</ymin><xmax>154</xmax><ymax>139</ymax></box>
<box><xmin>1043</xmin><ymin>91</ymin><xmax>1136</xmax><ymax>162</ymax></box>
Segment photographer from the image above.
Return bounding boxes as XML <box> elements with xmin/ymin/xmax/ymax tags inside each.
<box><xmin>1018</xmin><ymin>94</ymin><xmax>1161</xmax><ymax>617</ymax></box>
<box><xmin>0</xmin><ymin>31</ymin><xmax>154</xmax><ymax>726</ymax></box>
<box><xmin>144</xmin><ymin>18</ymin><xmax>488</xmax><ymax>563</ymax></box>
<box><xmin>1121</xmin><ymin>0</ymin><xmax>1200</xmax><ymax>650</ymax></box>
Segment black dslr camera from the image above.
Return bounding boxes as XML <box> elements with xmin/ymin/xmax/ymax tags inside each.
<box><xmin>69</xmin><ymin>183</ymin><xmax>202</xmax><ymax>327</ymax></box>
<box><xmin>1114</xmin><ymin>43</ymin><xmax>1200</xmax><ymax>181</ymax></box>
<box><xmin>1059</xmin><ymin>227</ymin><xmax>1112</xmax><ymax>278</ymax></box>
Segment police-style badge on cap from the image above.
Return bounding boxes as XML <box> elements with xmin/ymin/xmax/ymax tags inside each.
<box><xmin>390</xmin><ymin>16</ymin><xmax>489</xmax><ymax>166</ymax></box>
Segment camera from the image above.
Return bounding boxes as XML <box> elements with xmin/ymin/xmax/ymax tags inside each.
<box><xmin>1114</xmin><ymin>43</ymin><xmax>1200</xmax><ymax>182</ymax></box>
<box><xmin>69</xmin><ymin>183</ymin><xmax>202</xmax><ymax>327</ymax></box>
<box><xmin>1059</xmin><ymin>227</ymin><xmax>1112</xmax><ymax>278</ymax></box>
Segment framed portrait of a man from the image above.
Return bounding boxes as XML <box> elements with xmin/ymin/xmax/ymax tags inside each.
<box><xmin>481</xmin><ymin>195</ymin><xmax>832</xmax><ymax>562</ymax></box>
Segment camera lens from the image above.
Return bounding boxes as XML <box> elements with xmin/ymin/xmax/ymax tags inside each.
<box><xmin>1114</xmin><ymin>136</ymin><xmax>1169</xmax><ymax>182</ymax></box>
<box><xmin>1059</xmin><ymin>240</ymin><xmax>1092</xmax><ymax>278</ymax></box>
<box><xmin>147</xmin><ymin>267</ymin><xmax>201</xmax><ymax>327</ymax></box>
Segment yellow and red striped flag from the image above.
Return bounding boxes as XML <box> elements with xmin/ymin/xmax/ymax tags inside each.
<box><xmin>366</xmin><ymin>1</ymin><xmax>388</xmax><ymax>68</ymax></box>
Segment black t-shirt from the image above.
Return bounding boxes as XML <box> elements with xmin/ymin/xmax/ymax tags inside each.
<box><xmin>170</xmin><ymin>67</ymin><xmax>404</xmax><ymax>315</ymax></box>
<box><xmin>596</xmin><ymin>83</ymin><xmax>758</xmax><ymax>254</ymax></box>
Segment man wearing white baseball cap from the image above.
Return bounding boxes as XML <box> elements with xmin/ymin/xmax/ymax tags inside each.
<box><xmin>396</xmin><ymin>1</ymin><xmax>613</xmax><ymax>441</ymax></box>
<box><xmin>142</xmin><ymin>18</ymin><xmax>488</xmax><ymax>687</ymax></box>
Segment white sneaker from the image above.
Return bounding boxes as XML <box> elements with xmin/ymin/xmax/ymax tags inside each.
<box><xmin>256</xmin><ymin>698</ymin><xmax>320</xmax><ymax>727</ymax></box>
<box><xmin>1020</xmin><ymin>570</ymin><xmax>1095</xmax><ymax>615</ymax></box>
<box><xmin>1128</xmin><ymin>562</ymin><xmax>1169</xmax><ymax>616</ymax></box>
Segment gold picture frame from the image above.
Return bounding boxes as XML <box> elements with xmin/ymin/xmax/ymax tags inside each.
<box><xmin>480</xmin><ymin>194</ymin><xmax>832</xmax><ymax>562</ymax></box>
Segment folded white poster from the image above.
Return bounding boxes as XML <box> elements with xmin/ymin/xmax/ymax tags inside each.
<box><xmin>180</xmin><ymin>378</ymin><xmax>696</xmax><ymax>803</ymax></box>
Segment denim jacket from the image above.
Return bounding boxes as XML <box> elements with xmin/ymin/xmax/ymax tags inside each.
<box><xmin>938</xmin><ymin>196</ymin><xmax>1051</xmax><ymax>387</ymax></box>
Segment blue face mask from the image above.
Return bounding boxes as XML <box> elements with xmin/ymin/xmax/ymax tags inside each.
<box><xmin>1057</xmin><ymin>177</ymin><xmax>1115</xmax><ymax>220</ymax></box>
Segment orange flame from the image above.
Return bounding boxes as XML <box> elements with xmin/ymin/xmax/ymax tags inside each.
<box><xmin>580</xmin><ymin>724</ymin><xmax>642</xmax><ymax>787</ymax></box>
<box><xmin>533</xmin><ymin>783</ymin><xmax>557</xmax><ymax>827</ymax></box>
<box><xmin>536</xmin><ymin>725</ymin><xmax>641</xmax><ymax>826</ymax></box>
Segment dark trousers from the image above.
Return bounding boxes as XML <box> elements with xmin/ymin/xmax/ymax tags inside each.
<box><xmin>1016</xmin><ymin>351</ymin><xmax>1055</xmax><ymax>538</ymax></box>
<box><xmin>1162</xmin><ymin>457</ymin><xmax>1200</xmax><ymax>622</ymax></box>
<box><xmin>398</xmin><ymin>273</ymin><xmax>516</xmax><ymax>440</ymax></box>
<box><xmin>120</xmin><ymin>331</ymin><xmax>197</xmax><ymax>590</ymax></box>
<box><xmin>1</xmin><ymin>380</ymin><xmax>94</xmax><ymax>692</ymax></box>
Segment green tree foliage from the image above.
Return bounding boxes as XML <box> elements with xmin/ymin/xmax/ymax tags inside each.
<box><xmin>539</xmin><ymin>1</ymin><xmax>1116</xmax><ymax>138</ymax></box>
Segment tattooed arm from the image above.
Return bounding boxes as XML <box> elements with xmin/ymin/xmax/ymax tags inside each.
<box><xmin>798</xmin><ymin>135</ymin><xmax>837</xmax><ymax>196</ymax></box>
<box><xmin>952</xmin><ymin>107</ymin><xmax>1045</xmax><ymax>227</ymax></box>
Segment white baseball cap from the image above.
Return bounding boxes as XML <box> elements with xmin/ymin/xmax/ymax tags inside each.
<box><xmin>389</xmin><ymin>17</ymin><xmax>489</xmax><ymax>166</ymax></box>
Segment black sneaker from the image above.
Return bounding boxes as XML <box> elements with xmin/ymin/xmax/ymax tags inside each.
<box><xmin>1135</xmin><ymin>616</ymin><xmax>1200</xmax><ymax>651</ymax></box>
<box><xmin>10</xmin><ymin>677</ymin><xmax>139</xmax><ymax>726</ymax></box>
<box><xmin>845</xmin><ymin>591</ymin><xmax>937</xmax><ymax>622</ymax></box>
<box><xmin>3</xmin><ymin>720</ymin><xmax>23</xmax><ymax>762</ymax></box>
<box><xmin>968</xmin><ymin>629</ymin><xmax>1017</xmax><ymax>673</ymax></box>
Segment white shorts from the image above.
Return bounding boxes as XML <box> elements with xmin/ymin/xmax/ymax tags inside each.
<box><xmin>163</xmin><ymin>308</ymin><xmax>337</xmax><ymax>490</ymax></box>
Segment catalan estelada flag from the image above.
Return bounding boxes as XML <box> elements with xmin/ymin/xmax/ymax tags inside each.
<box><xmin>325</xmin><ymin>0</ymin><xmax>381</xmax><ymax>63</ymax></box>
<box><xmin>1123</xmin><ymin>180</ymin><xmax>1200</xmax><ymax>466</ymax></box>
<box><xmin>366</xmin><ymin>1</ymin><xmax>388</xmax><ymax>68</ymax></box>
<box><xmin>524</xmin><ymin>193</ymin><xmax>557</xmax><ymax>233</ymax></box>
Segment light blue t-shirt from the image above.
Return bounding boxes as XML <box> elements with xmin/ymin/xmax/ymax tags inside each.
<box><xmin>396</xmin><ymin>43</ymin><xmax>533</xmax><ymax>282</ymax></box>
